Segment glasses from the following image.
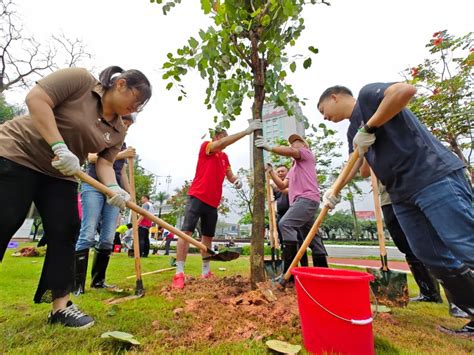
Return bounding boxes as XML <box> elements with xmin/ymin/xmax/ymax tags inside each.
<box><xmin>128</xmin><ymin>87</ymin><xmax>144</xmax><ymax>112</ymax></box>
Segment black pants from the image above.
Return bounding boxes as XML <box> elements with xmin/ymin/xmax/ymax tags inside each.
<box><xmin>138</xmin><ymin>226</ymin><xmax>150</xmax><ymax>257</ymax></box>
<box><xmin>164</xmin><ymin>238</ymin><xmax>172</xmax><ymax>255</ymax></box>
<box><xmin>0</xmin><ymin>158</ymin><xmax>80</xmax><ymax>303</ymax></box>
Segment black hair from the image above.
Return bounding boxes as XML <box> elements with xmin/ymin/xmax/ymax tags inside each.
<box><xmin>142</xmin><ymin>194</ymin><xmax>150</xmax><ymax>200</ymax></box>
<box><xmin>99</xmin><ymin>66</ymin><xmax>152</xmax><ymax>112</ymax></box>
<box><xmin>126</xmin><ymin>223</ymin><xmax>133</xmax><ymax>228</ymax></box>
<box><xmin>317</xmin><ymin>85</ymin><xmax>353</xmax><ymax>107</ymax></box>
<box><xmin>276</xmin><ymin>164</ymin><xmax>289</xmax><ymax>170</ymax></box>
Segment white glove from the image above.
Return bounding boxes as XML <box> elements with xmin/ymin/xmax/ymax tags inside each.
<box><xmin>245</xmin><ymin>120</ymin><xmax>263</xmax><ymax>134</ymax></box>
<box><xmin>106</xmin><ymin>185</ymin><xmax>131</xmax><ymax>210</ymax></box>
<box><xmin>353</xmin><ymin>129</ymin><xmax>376</xmax><ymax>156</ymax></box>
<box><xmin>323</xmin><ymin>189</ymin><xmax>341</xmax><ymax>210</ymax></box>
<box><xmin>265</xmin><ymin>163</ymin><xmax>273</xmax><ymax>173</ymax></box>
<box><xmin>233</xmin><ymin>178</ymin><xmax>242</xmax><ymax>189</ymax></box>
<box><xmin>51</xmin><ymin>142</ymin><xmax>81</xmax><ymax>176</ymax></box>
<box><xmin>254</xmin><ymin>136</ymin><xmax>273</xmax><ymax>151</ymax></box>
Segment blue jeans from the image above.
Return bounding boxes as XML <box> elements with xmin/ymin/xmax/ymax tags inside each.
<box><xmin>75</xmin><ymin>182</ymin><xmax>120</xmax><ymax>251</ymax></box>
<box><xmin>392</xmin><ymin>169</ymin><xmax>474</xmax><ymax>270</ymax></box>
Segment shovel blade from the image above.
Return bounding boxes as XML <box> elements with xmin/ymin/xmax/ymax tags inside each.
<box><xmin>264</xmin><ymin>260</ymin><xmax>284</xmax><ymax>281</ymax></box>
<box><xmin>367</xmin><ymin>267</ymin><xmax>409</xmax><ymax>307</ymax></box>
<box><xmin>203</xmin><ymin>250</ymin><xmax>240</xmax><ymax>262</ymax></box>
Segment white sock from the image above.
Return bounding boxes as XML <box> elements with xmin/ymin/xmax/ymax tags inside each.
<box><xmin>202</xmin><ymin>260</ymin><xmax>211</xmax><ymax>275</ymax></box>
<box><xmin>176</xmin><ymin>261</ymin><xmax>185</xmax><ymax>274</ymax></box>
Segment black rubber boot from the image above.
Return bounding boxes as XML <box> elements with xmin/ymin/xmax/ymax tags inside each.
<box><xmin>299</xmin><ymin>249</ymin><xmax>309</xmax><ymax>267</ymax></box>
<box><xmin>90</xmin><ymin>248</ymin><xmax>115</xmax><ymax>289</ymax></box>
<box><xmin>73</xmin><ymin>249</ymin><xmax>89</xmax><ymax>296</ymax></box>
<box><xmin>281</xmin><ymin>240</ymin><xmax>298</xmax><ymax>283</ymax></box>
<box><xmin>406</xmin><ymin>257</ymin><xmax>442</xmax><ymax>303</ymax></box>
<box><xmin>430</xmin><ymin>266</ymin><xmax>474</xmax><ymax>337</ymax></box>
<box><xmin>312</xmin><ymin>254</ymin><xmax>329</xmax><ymax>268</ymax></box>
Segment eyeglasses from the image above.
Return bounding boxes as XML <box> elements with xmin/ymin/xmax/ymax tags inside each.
<box><xmin>128</xmin><ymin>87</ymin><xmax>144</xmax><ymax>112</ymax></box>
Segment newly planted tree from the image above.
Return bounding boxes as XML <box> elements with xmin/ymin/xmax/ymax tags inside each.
<box><xmin>152</xmin><ymin>0</ymin><xmax>329</xmax><ymax>286</ymax></box>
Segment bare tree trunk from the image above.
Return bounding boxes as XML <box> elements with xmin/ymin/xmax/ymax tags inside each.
<box><xmin>347</xmin><ymin>186</ymin><xmax>361</xmax><ymax>241</ymax></box>
<box><xmin>249</xmin><ymin>29</ymin><xmax>266</xmax><ymax>288</ymax></box>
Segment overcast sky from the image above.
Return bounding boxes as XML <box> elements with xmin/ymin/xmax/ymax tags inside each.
<box><xmin>5</xmin><ymin>0</ymin><xmax>473</xmax><ymax>222</ymax></box>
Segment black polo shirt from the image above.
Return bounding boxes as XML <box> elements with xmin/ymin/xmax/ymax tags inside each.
<box><xmin>347</xmin><ymin>82</ymin><xmax>464</xmax><ymax>203</ymax></box>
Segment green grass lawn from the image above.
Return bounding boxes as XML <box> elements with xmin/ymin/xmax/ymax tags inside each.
<box><xmin>0</xmin><ymin>243</ymin><xmax>472</xmax><ymax>354</ymax></box>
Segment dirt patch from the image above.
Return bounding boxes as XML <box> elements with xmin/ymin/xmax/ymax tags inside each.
<box><xmin>156</xmin><ymin>275</ymin><xmax>301</xmax><ymax>348</ymax></box>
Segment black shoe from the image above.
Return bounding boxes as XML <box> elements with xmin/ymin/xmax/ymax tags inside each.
<box><xmin>438</xmin><ymin>320</ymin><xmax>474</xmax><ymax>338</ymax></box>
<box><xmin>449</xmin><ymin>303</ymin><xmax>470</xmax><ymax>318</ymax></box>
<box><xmin>90</xmin><ymin>248</ymin><xmax>112</xmax><ymax>288</ymax></box>
<box><xmin>91</xmin><ymin>280</ymin><xmax>116</xmax><ymax>289</ymax></box>
<box><xmin>47</xmin><ymin>301</ymin><xmax>94</xmax><ymax>329</ymax></box>
<box><xmin>73</xmin><ymin>249</ymin><xmax>89</xmax><ymax>296</ymax></box>
<box><xmin>410</xmin><ymin>294</ymin><xmax>443</xmax><ymax>303</ymax></box>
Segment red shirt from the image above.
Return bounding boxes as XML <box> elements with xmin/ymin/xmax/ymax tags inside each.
<box><xmin>188</xmin><ymin>141</ymin><xmax>230</xmax><ymax>208</ymax></box>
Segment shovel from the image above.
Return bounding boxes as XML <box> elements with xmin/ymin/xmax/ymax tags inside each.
<box><xmin>264</xmin><ymin>172</ymin><xmax>283</xmax><ymax>280</ymax></box>
<box><xmin>281</xmin><ymin>151</ymin><xmax>361</xmax><ymax>285</ymax></box>
<box><xmin>75</xmin><ymin>171</ymin><xmax>240</xmax><ymax>263</ymax></box>
<box><xmin>366</xmin><ymin>169</ymin><xmax>409</xmax><ymax>307</ymax></box>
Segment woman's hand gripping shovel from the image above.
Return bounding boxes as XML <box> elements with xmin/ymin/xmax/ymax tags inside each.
<box><xmin>279</xmin><ymin>151</ymin><xmax>361</xmax><ymax>287</ymax></box>
<box><xmin>75</xmin><ymin>171</ymin><xmax>240</xmax><ymax>265</ymax></box>
<box><xmin>366</xmin><ymin>169</ymin><xmax>409</xmax><ymax>307</ymax></box>
<box><xmin>264</xmin><ymin>172</ymin><xmax>283</xmax><ymax>280</ymax></box>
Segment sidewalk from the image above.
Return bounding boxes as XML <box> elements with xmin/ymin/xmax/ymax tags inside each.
<box><xmin>328</xmin><ymin>257</ymin><xmax>410</xmax><ymax>273</ymax></box>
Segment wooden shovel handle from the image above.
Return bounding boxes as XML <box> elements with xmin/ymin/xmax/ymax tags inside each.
<box><xmin>369</xmin><ymin>168</ymin><xmax>389</xmax><ymax>271</ymax></box>
<box><xmin>265</xmin><ymin>172</ymin><xmax>279</xmax><ymax>249</ymax></box>
<box><xmin>283</xmin><ymin>150</ymin><xmax>360</xmax><ymax>282</ymax></box>
<box><xmin>75</xmin><ymin>170</ymin><xmax>212</xmax><ymax>254</ymax></box>
<box><xmin>127</xmin><ymin>157</ymin><xmax>143</xmax><ymax>279</ymax></box>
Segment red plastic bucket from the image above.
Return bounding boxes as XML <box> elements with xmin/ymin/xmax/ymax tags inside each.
<box><xmin>291</xmin><ymin>267</ymin><xmax>375</xmax><ymax>354</ymax></box>
<box><xmin>113</xmin><ymin>244</ymin><xmax>121</xmax><ymax>253</ymax></box>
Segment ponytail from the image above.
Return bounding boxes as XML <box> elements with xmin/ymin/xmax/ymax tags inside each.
<box><xmin>99</xmin><ymin>66</ymin><xmax>125</xmax><ymax>89</ymax></box>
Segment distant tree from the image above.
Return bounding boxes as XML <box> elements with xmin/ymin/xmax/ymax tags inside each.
<box><xmin>0</xmin><ymin>93</ymin><xmax>23</xmax><ymax>123</ymax></box>
<box><xmin>229</xmin><ymin>167</ymin><xmax>254</xmax><ymax>218</ymax></box>
<box><xmin>154</xmin><ymin>191</ymin><xmax>170</xmax><ymax>217</ymax></box>
<box><xmin>404</xmin><ymin>30</ymin><xmax>473</xmax><ymax>181</ymax></box>
<box><xmin>130</xmin><ymin>157</ymin><xmax>155</xmax><ymax>203</ymax></box>
<box><xmin>0</xmin><ymin>0</ymin><xmax>92</xmax><ymax>93</ymax></box>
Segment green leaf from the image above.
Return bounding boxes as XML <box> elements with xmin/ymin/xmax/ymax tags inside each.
<box><xmin>266</xmin><ymin>339</ymin><xmax>301</xmax><ymax>354</ymax></box>
<box><xmin>308</xmin><ymin>46</ymin><xmax>319</xmax><ymax>54</ymax></box>
<box><xmin>303</xmin><ymin>57</ymin><xmax>312</xmax><ymax>69</ymax></box>
<box><xmin>201</xmin><ymin>0</ymin><xmax>211</xmax><ymax>14</ymax></box>
<box><xmin>290</xmin><ymin>62</ymin><xmax>296</xmax><ymax>73</ymax></box>
<box><xmin>178</xmin><ymin>96</ymin><xmax>183</xmax><ymax>101</ymax></box>
<box><xmin>101</xmin><ymin>331</ymin><xmax>140</xmax><ymax>345</ymax></box>
<box><xmin>261</xmin><ymin>14</ymin><xmax>271</xmax><ymax>27</ymax></box>
<box><xmin>234</xmin><ymin>25</ymin><xmax>243</xmax><ymax>34</ymax></box>
<box><xmin>166</xmin><ymin>82</ymin><xmax>173</xmax><ymax>90</ymax></box>
<box><xmin>188</xmin><ymin>37</ymin><xmax>199</xmax><ymax>49</ymax></box>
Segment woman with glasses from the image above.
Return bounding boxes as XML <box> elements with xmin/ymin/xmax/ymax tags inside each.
<box><xmin>0</xmin><ymin>66</ymin><xmax>152</xmax><ymax>329</ymax></box>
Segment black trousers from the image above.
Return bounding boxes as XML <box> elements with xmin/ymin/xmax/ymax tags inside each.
<box><xmin>0</xmin><ymin>158</ymin><xmax>80</xmax><ymax>303</ymax></box>
<box><xmin>138</xmin><ymin>226</ymin><xmax>150</xmax><ymax>257</ymax></box>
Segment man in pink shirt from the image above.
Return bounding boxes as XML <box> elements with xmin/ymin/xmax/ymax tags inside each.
<box><xmin>255</xmin><ymin>133</ymin><xmax>328</xmax><ymax>278</ymax></box>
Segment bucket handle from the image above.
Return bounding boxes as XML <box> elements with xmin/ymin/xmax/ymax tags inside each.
<box><xmin>295</xmin><ymin>275</ymin><xmax>378</xmax><ymax>325</ymax></box>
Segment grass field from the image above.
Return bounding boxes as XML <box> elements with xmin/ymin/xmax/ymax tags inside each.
<box><xmin>0</xmin><ymin>244</ymin><xmax>472</xmax><ymax>354</ymax></box>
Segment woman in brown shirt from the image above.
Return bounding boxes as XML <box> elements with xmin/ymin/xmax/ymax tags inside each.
<box><xmin>0</xmin><ymin>66</ymin><xmax>151</xmax><ymax>328</ymax></box>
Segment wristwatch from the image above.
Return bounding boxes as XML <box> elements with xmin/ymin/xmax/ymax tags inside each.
<box><xmin>362</xmin><ymin>124</ymin><xmax>377</xmax><ymax>134</ymax></box>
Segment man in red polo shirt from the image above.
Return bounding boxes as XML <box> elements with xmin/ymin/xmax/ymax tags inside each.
<box><xmin>172</xmin><ymin>120</ymin><xmax>262</xmax><ymax>289</ymax></box>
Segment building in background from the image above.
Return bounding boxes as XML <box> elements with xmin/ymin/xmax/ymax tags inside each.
<box><xmin>250</xmin><ymin>102</ymin><xmax>306</xmax><ymax>164</ymax></box>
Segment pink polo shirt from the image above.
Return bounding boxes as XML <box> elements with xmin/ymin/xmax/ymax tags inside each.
<box><xmin>286</xmin><ymin>147</ymin><xmax>320</xmax><ymax>206</ymax></box>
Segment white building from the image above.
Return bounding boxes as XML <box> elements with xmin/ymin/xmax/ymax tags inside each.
<box><xmin>250</xmin><ymin>102</ymin><xmax>306</xmax><ymax>164</ymax></box>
